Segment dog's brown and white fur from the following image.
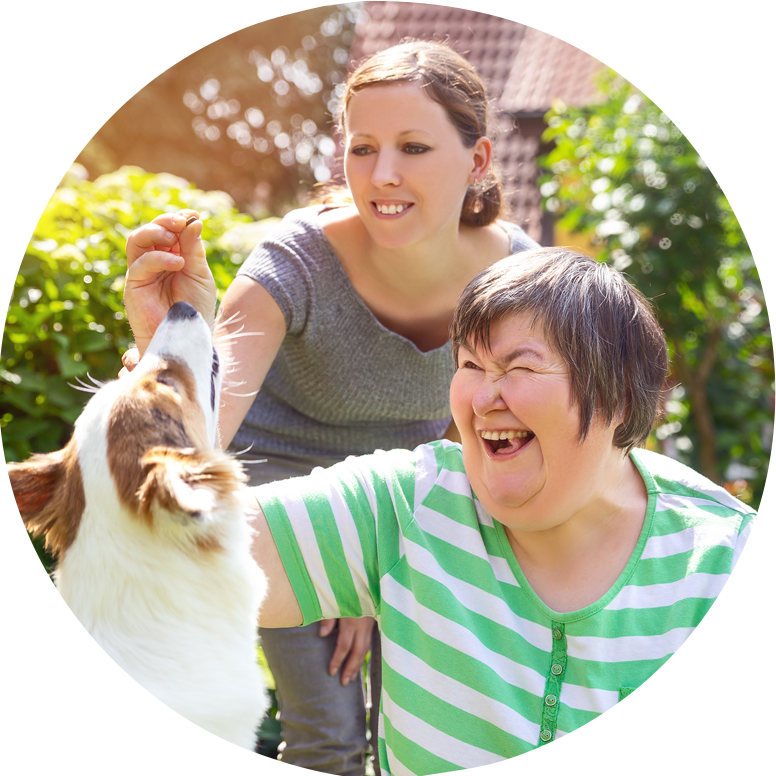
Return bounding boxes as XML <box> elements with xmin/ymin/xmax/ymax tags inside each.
<box><xmin>7</xmin><ymin>302</ymin><xmax>268</xmax><ymax>749</ymax></box>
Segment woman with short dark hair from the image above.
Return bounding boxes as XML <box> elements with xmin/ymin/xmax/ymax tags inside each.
<box><xmin>251</xmin><ymin>247</ymin><xmax>754</xmax><ymax>773</ymax></box>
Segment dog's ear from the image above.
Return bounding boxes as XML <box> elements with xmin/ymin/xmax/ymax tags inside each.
<box><xmin>6</xmin><ymin>440</ymin><xmax>85</xmax><ymax>558</ymax></box>
<box><xmin>136</xmin><ymin>447</ymin><xmax>247</xmax><ymax>523</ymax></box>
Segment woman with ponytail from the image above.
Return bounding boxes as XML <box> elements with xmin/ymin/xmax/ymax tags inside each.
<box><xmin>123</xmin><ymin>40</ymin><xmax>538</xmax><ymax>776</ymax></box>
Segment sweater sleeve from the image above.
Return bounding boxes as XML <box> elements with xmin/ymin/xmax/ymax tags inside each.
<box><xmin>501</xmin><ymin>219</ymin><xmax>541</xmax><ymax>252</ymax></box>
<box><xmin>687</xmin><ymin>514</ymin><xmax>776</xmax><ymax>776</ymax></box>
<box><xmin>236</xmin><ymin>209</ymin><xmax>320</xmax><ymax>336</ymax></box>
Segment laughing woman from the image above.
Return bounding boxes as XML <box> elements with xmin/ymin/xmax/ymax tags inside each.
<box><xmin>250</xmin><ymin>248</ymin><xmax>754</xmax><ymax>773</ymax></box>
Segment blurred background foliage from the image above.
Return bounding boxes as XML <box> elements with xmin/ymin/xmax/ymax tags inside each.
<box><xmin>77</xmin><ymin>4</ymin><xmax>359</xmax><ymax>218</ymax></box>
<box><xmin>1</xmin><ymin>166</ymin><xmax>279</xmax><ymax>570</ymax></box>
<box><xmin>540</xmin><ymin>71</ymin><xmax>772</xmax><ymax>504</ymax></box>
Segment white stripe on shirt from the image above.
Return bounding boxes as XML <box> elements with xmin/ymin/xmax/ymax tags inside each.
<box><xmin>641</xmin><ymin>523</ymin><xmax>737</xmax><ymax>559</ymax></box>
<box><xmin>567</xmin><ymin>625</ymin><xmax>695</xmax><ymax>662</ymax></box>
<box><xmin>382</xmin><ymin>688</ymin><xmax>509</xmax><ymax>770</ymax></box>
<box><xmin>608</xmin><ymin>572</ymin><xmax>729</xmax><ymax>610</ymax></box>
<box><xmin>278</xmin><ymin>483</ymin><xmax>339</xmax><ymax>617</ymax></box>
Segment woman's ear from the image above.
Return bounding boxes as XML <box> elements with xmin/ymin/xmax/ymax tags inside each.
<box><xmin>469</xmin><ymin>136</ymin><xmax>493</xmax><ymax>183</ymax></box>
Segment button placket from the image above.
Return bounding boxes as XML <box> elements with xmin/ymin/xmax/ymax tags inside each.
<box><xmin>538</xmin><ymin>621</ymin><xmax>567</xmax><ymax>747</ymax></box>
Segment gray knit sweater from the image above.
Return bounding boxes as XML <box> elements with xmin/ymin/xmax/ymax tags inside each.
<box><xmin>232</xmin><ymin>206</ymin><xmax>538</xmax><ymax>484</ymax></box>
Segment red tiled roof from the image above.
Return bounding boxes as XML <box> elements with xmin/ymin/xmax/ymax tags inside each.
<box><xmin>499</xmin><ymin>0</ymin><xmax>776</xmax><ymax>115</ymax></box>
<box><xmin>352</xmin><ymin>3</ymin><xmax>530</xmax><ymax>98</ymax></box>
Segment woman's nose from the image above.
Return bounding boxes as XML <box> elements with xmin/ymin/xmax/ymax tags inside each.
<box><xmin>371</xmin><ymin>150</ymin><xmax>401</xmax><ymax>187</ymax></box>
<box><xmin>472</xmin><ymin>377</ymin><xmax>507</xmax><ymax>417</ymax></box>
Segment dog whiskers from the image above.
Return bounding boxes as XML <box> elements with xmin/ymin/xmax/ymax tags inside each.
<box><xmin>215</xmin><ymin>330</ymin><xmax>266</xmax><ymax>343</ymax></box>
<box><xmin>214</xmin><ymin>310</ymin><xmax>246</xmax><ymax>330</ymax></box>
<box><xmin>229</xmin><ymin>444</ymin><xmax>262</xmax><ymax>458</ymax></box>
<box><xmin>69</xmin><ymin>373</ymin><xmax>105</xmax><ymax>393</ymax></box>
<box><xmin>220</xmin><ymin>389</ymin><xmax>260</xmax><ymax>399</ymax></box>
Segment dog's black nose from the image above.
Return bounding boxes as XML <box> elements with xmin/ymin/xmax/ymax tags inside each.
<box><xmin>167</xmin><ymin>302</ymin><xmax>200</xmax><ymax>322</ymax></box>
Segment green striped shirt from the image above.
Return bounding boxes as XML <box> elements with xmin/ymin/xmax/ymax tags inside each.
<box><xmin>256</xmin><ymin>441</ymin><xmax>754</xmax><ymax>775</ymax></box>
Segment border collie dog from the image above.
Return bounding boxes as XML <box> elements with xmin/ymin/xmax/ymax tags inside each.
<box><xmin>8</xmin><ymin>302</ymin><xmax>268</xmax><ymax>749</ymax></box>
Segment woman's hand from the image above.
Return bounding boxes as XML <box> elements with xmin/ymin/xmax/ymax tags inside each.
<box><xmin>319</xmin><ymin>617</ymin><xmax>376</xmax><ymax>687</ymax></box>
<box><xmin>125</xmin><ymin>210</ymin><xmax>217</xmax><ymax>356</ymax></box>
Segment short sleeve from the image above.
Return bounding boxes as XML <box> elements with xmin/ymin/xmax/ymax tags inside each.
<box><xmin>686</xmin><ymin>514</ymin><xmax>776</xmax><ymax>776</ymax></box>
<box><xmin>500</xmin><ymin>220</ymin><xmax>541</xmax><ymax>253</ymax></box>
<box><xmin>255</xmin><ymin>457</ymin><xmax>383</xmax><ymax>624</ymax></box>
<box><xmin>254</xmin><ymin>445</ymin><xmax>430</xmax><ymax>625</ymax></box>
<box><xmin>236</xmin><ymin>209</ymin><xmax>321</xmax><ymax>335</ymax></box>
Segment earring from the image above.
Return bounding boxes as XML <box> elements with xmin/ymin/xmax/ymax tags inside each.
<box><xmin>468</xmin><ymin>174</ymin><xmax>485</xmax><ymax>191</ymax></box>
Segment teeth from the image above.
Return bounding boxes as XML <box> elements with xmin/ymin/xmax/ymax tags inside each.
<box><xmin>480</xmin><ymin>430</ymin><xmax>529</xmax><ymax>440</ymax></box>
<box><xmin>377</xmin><ymin>204</ymin><xmax>405</xmax><ymax>214</ymax></box>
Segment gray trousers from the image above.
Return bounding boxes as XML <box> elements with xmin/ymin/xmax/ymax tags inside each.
<box><xmin>259</xmin><ymin>623</ymin><xmax>382</xmax><ymax>776</ymax></box>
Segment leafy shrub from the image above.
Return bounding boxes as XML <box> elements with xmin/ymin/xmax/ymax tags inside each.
<box><xmin>1</xmin><ymin>166</ymin><xmax>279</xmax><ymax>568</ymax></box>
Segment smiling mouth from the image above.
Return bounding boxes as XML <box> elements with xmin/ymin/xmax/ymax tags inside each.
<box><xmin>373</xmin><ymin>202</ymin><xmax>413</xmax><ymax>216</ymax></box>
<box><xmin>480</xmin><ymin>429</ymin><xmax>535</xmax><ymax>457</ymax></box>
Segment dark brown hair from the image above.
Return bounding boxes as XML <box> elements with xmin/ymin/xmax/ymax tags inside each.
<box><xmin>451</xmin><ymin>248</ymin><xmax>669</xmax><ymax>451</ymax></box>
<box><xmin>334</xmin><ymin>40</ymin><xmax>504</xmax><ymax>226</ymax></box>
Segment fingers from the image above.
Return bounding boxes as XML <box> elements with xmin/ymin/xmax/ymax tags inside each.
<box><xmin>327</xmin><ymin>617</ymin><xmax>376</xmax><ymax>686</ymax></box>
<box><xmin>319</xmin><ymin>618</ymin><xmax>336</xmax><ymax>638</ymax></box>
<box><xmin>124</xmin><ymin>250</ymin><xmax>185</xmax><ymax>283</ymax></box>
<box><xmin>125</xmin><ymin>215</ymin><xmax>208</xmax><ymax>287</ymax></box>
<box><xmin>327</xmin><ymin>620</ymin><xmax>355</xmax><ymax>681</ymax></box>
<box><xmin>126</xmin><ymin>210</ymin><xmax>201</xmax><ymax>264</ymax></box>
<box><xmin>177</xmin><ymin>217</ymin><xmax>209</xmax><ymax>279</ymax></box>
<box><xmin>126</xmin><ymin>222</ymin><xmax>179</xmax><ymax>264</ymax></box>
<box><xmin>151</xmin><ymin>209</ymin><xmax>201</xmax><ymax>233</ymax></box>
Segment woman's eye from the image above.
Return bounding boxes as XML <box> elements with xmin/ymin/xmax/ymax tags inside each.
<box><xmin>350</xmin><ymin>146</ymin><xmax>373</xmax><ymax>157</ymax></box>
<box><xmin>459</xmin><ymin>360</ymin><xmax>480</xmax><ymax>370</ymax></box>
<box><xmin>403</xmin><ymin>144</ymin><xmax>429</xmax><ymax>155</ymax></box>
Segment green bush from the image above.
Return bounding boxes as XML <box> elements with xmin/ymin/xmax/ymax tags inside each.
<box><xmin>1</xmin><ymin>165</ymin><xmax>280</xmax><ymax>569</ymax></box>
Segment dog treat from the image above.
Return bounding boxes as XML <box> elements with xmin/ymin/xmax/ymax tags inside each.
<box><xmin>185</xmin><ymin>215</ymin><xmax>198</xmax><ymax>226</ymax></box>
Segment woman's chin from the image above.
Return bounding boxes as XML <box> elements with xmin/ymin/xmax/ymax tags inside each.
<box><xmin>476</xmin><ymin>475</ymin><xmax>544</xmax><ymax>520</ymax></box>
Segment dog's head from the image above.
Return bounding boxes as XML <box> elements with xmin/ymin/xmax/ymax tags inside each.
<box><xmin>8</xmin><ymin>302</ymin><xmax>246</xmax><ymax>559</ymax></box>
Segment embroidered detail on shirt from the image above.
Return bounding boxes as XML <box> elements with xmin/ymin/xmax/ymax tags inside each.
<box><xmin>619</xmin><ymin>684</ymin><xmax>685</xmax><ymax>773</ymax></box>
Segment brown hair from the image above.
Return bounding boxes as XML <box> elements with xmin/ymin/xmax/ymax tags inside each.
<box><xmin>450</xmin><ymin>248</ymin><xmax>669</xmax><ymax>452</ymax></box>
<box><xmin>334</xmin><ymin>40</ymin><xmax>504</xmax><ymax>227</ymax></box>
